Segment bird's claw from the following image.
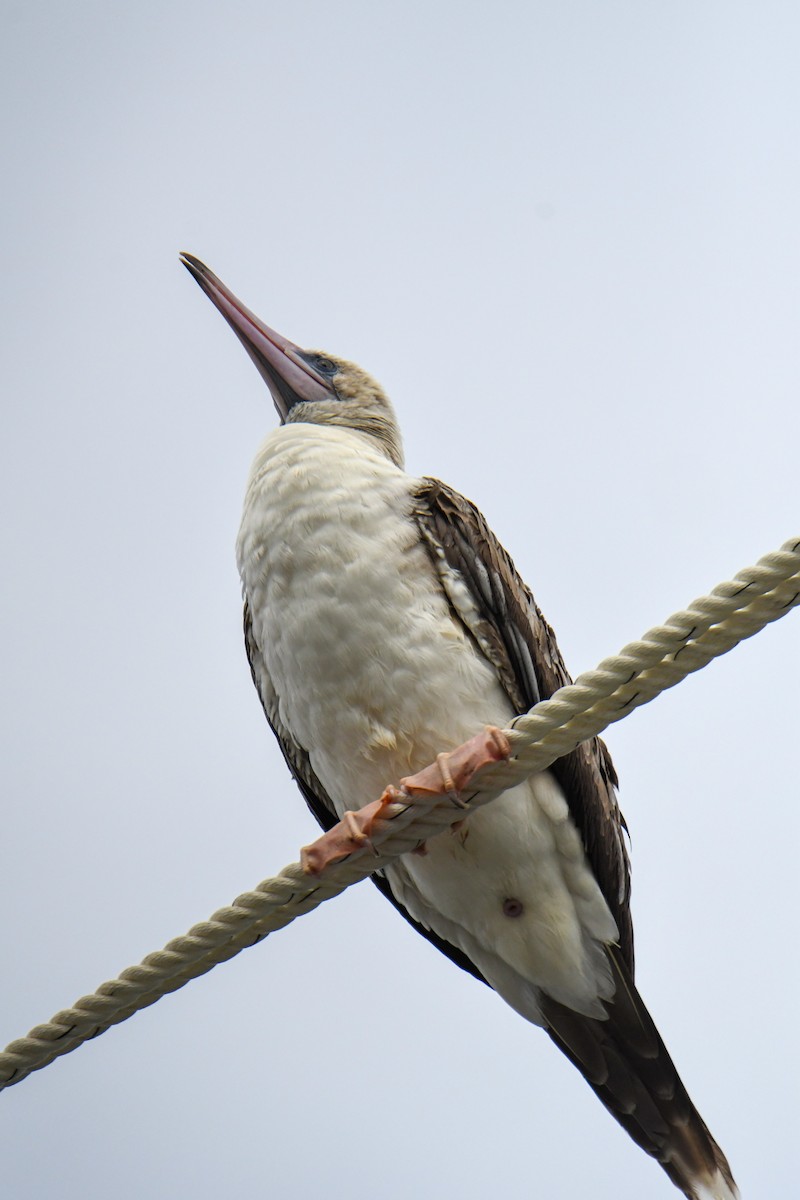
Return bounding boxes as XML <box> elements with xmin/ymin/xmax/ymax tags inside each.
<box><xmin>399</xmin><ymin>725</ymin><xmax>510</xmax><ymax>805</ymax></box>
<box><xmin>300</xmin><ymin>786</ymin><xmax>403</xmax><ymax>875</ymax></box>
<box><xmin>300</xmin><ymin>725</ymin><xmax>511</xmax><ymax>875</ymax></box>
<box><xmin>435</xmin><ymin>752</ymin><xmax>468</xmax><ymax>807</ymax></box>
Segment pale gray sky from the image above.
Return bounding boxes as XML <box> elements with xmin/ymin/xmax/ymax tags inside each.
<box><xmin>2</xmin><ymin>4</ymin><xmax>798</xmax><ymax>1198</ymax></box>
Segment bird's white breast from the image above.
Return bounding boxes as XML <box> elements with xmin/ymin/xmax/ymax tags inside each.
<box><xmin>237</xmin><ymin>422</ymin><xmax>618</xmax><ymax>1019</ymax></box>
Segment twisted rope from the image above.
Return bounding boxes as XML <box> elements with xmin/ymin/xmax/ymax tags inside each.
<box><xmin>2</xmin><ymin>536</ymin><xmax>797</xmax><ymax>1093</ymax></box>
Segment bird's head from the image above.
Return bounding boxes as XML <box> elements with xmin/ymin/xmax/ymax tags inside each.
<box><xmin>180</xmin><ymin>254</ymin><xmax>403</xmax><ymax>468</ymax></box>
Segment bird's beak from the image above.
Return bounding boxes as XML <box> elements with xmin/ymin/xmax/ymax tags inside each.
<box><xmin>179</xmin><ymin>253</ymin><xmax>334</xmax><ymax>420</ymax></box>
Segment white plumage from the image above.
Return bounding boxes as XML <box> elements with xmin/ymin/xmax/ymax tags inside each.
<box><xmin>237</xmin><ymin>422</ymin><xmax>618</xmax><ymax>1020</ymax></box>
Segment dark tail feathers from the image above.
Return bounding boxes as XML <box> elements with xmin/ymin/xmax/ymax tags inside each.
<box><xmin>541</xmin><ymin>947</ymin><xmax>737</xmax><ymax>1199</ymax></box>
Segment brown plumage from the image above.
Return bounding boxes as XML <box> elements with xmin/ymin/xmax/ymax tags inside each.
<box><xmin>410</xmin><ymin>478</ymin><xmax>734</xmax><ymax>1198</ymax></box>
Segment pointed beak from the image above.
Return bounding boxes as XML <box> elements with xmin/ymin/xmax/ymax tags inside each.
<box><xmin>179</xmin><ymin>253</ymin><xmax>334</xmax><ymax>420</ymax></box>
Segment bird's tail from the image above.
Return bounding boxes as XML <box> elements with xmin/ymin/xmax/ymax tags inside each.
<box><xmin>541</xmin><ymin>947</ymin><xmax>737</xmax><ymax>1199</ymax></box>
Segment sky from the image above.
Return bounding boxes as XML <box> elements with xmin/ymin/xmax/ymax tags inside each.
<box><xmin>1</xmin><ymin>3</ymin><xmax>798</xmax><ymax>1198</ymax></box>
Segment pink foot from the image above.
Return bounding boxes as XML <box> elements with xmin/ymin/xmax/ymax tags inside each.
<box><xmin>301</xmin><ymin>725</ymin><xmax>511</xmax><ymax>876</ymax></box>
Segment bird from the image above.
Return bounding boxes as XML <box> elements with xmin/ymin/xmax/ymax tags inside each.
<box><xmin>180</xmin><ymin>252</ymin><xmax>737</xmax><ymax>1200</ymax></box>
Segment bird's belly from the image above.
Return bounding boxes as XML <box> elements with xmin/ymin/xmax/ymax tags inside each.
<box><xmin>239</xmin><ymin>427</ymin><xmax>512</xmax><ymax>804</ymax></box>
<box><xmin>387</xmin><ymin>774</ymin><xmax>618</xmax><ymax>1018</ymax></box>
<box><xmin>238</xmin><ymin>425</ymin><xmax>617</xmax><ymax>1017</ymax></box>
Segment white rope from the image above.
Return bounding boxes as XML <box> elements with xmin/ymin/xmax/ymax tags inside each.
<box><xmin>1</xmin><ymin>536</ymin><xmax>797</xmax><ymax>1093</ymax></box>
<box><xmin>481</xmin><ymin>538</ymin><xmax>800</xmax><ymax>786</ymax></box>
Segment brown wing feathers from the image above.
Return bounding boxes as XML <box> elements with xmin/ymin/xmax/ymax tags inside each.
<box><xmin>541</xmin><ymin>950</ymin><xmax>736</xmax><ymax>1200</ymax></box>
<box><xmin>410</xmin><ymin>477</ymin><xmax>735</xmax><ymax>1198</ymax></box>
<box><xmin>411</xmin><ymin>477</ymin><xmax>634</xmax><ymax>968</ymax></box>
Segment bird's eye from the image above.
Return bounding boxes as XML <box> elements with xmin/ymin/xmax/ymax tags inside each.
<box><xmin>303</xmin><ymin>353</ymin><xmax>337</xmax><ymax>376</ymax></box>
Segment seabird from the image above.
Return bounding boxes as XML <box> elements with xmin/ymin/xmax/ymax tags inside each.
<box><xmin>181</xmin><ymin>252</ymin><xmax>737</xmax><ymax>1200</ymax></box>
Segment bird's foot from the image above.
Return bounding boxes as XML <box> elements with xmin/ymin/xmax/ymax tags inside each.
<box><xmin>400</xmin><ymin>725</ymin><xmax>511</xmax><ymax>804</ymax></box>
<box><xmin>433</xmin><ymin>752</ymin><xmax>468</xmax><ymax>808</ymax></box>
<box><xmin>301</xmin><ymin>786</ymin><xmax>405</xmax><ymax>875</ymax></box>
<box><xmin>301</xmin><ymin>725</ymin><xmax>511</xmax><ymax>875</ymax></box>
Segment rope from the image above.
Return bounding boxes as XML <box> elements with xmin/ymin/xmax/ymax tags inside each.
<box><xmin>481</xmin><ymin>538</ymin><xmax>800</xmax><ymax>786</ymax></box>
<box><xmin>1</xmin><ymin>536</ymin><xmax>797</xmax><ymax>1093</ymax></box>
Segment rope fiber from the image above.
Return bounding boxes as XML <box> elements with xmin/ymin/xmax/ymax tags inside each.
<box><xmin>1</xmin><ymin>536</ymin><xmax>798</xmax><ymax>1093</ymax></box>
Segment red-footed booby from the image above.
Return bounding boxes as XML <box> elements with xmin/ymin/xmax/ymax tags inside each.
<box><xmin>180</xmin><ymin>252</ymin><xmax>737</xmax><ymax>1200</ymax></box>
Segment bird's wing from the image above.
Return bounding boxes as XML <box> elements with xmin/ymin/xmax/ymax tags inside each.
<box><xmin>410</xmin><ymin>482</ymin><xmax>739</xmax><ymax>1196</ymax></box>
<box><xmin>410</xmin><ymin>476</ymin><xmax>634</xmax><ymax>970</ymax></box>
<box><xmin>243</xmin><ymin>599</ymin><xmax>489</xmax><ymax>982</ymax></box>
